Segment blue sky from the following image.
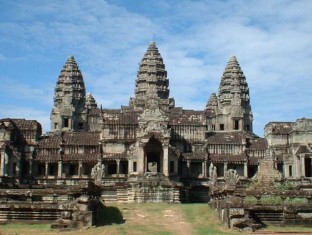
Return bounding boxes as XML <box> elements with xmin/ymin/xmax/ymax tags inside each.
<box><xmin>0</xmin><ymin>0</ymin><xmax>311</xmax><ymax>136</ymax></box>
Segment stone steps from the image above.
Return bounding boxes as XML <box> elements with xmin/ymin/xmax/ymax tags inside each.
<box><xmin>250</xmin><ymin>211</ymin><xmax>283</xmax><ymax>225</ymax></box>
<box><xmin>0</xmin><ymin>210</ymin><xmax>60</xmax><ymax>222</ymax></box>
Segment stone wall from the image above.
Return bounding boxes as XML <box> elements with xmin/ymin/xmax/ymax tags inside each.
<box><xmin>0</xmin><ymin>182</ymin><xmax>100</xmax><ymax>229</ymax></box>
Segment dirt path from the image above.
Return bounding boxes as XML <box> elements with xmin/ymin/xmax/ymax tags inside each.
<box><xmin>162</xmin><ymin>208</ymin><xmax>193</xmax><ymax>235</ymax></box>
<box><xmin>120</xmin><ymin>204</ymin><xmax>193</xmax><ymax>235</ymax></box>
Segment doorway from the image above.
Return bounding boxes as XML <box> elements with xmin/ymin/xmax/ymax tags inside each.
<box><xmin>305</xmin><ymin>157</ymin><xmax>312</xmax><ymax>177</ymax></box>
<box><xmin>144</xmin><ymin>137</ymin><xmax>163</xmax><ymax>173</ymax></box>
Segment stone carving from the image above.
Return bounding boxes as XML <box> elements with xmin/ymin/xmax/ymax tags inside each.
<box><xmin>148</xmin><ymin>162</ymin><xmax>157</xmax><ymax>172</ymax></box>
<box><xmin>224</xmin><ymin>169</ymin><xmax>240</xmax><ymax>186</ymax></box>
<box><xmin>293</xmin><ymin>118</ymin><xmax>312</xmax><ymax>131</ymax></box>
<box><xmin>209</xmin><ymin>163</ymin><xmax>218</xmax><ymax>186</ymax></box>
<box><xmin>91</xmin><ymin>162</ymin><xmax>105</xmax><ymax>186</ymax></box>
<box><xmin>137</xmin><ymin>95</ymin><xmax>170</xmax><ymax>138</ymax></box>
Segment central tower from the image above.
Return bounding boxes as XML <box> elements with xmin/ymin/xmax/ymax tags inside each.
<box><xmin>129</xmin><ymin>41</ymin><xmax>174</xmax><ymax>111</ymax></box>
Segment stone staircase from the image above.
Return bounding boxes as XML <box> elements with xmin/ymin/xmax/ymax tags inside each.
<box><xmin>0</xmin><ymin>208</ymin><xmax>60</xmax><ymax>222</ymax></box>
<box><xmin>250</xmin><ymin>210</ymin><xmax>283</xmax><ymax>225</ymax></box>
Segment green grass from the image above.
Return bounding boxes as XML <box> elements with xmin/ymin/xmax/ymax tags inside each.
<box><xmin>1</xmin><ymin>203</ymin><xmax>311</xmax><ymax>235</ymax></box>
<box><xmin>260</xmin><ymin>225</ymin><xmax>312</xmax><ymax>233</ymax></box>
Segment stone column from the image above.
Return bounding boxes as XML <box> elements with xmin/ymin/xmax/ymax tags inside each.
<box><xmin>296</xmin><ymin>155</ymin><xmax>300</xmax><ymax>178</ymax></box>
<box><xmin>116</xmin><ymin>159</ymin><xmax>120</xmax><ymax>177</ymax></box>
<box><xmin>223</xmin><ymin>162</ymin><xmax>228</xmax><ymax>174</ymax></box>
<box><xmin>244</xmin><ymin>162</ymin><xmax>248</xmax><ymax>177</ymax></box>
<box><xmin>203</xmin><ymin>160</ymin><xmax>207</xmax><ymax>178</ymax></box>
<box><xmin>284</xmin><ymin>163</ymin><xmax>289</xmax><ymax>178</ymax></box>
<box><xmin>128</xmin><ymin>159</ymin><xmax>133</xmax><ymax>174</ymax></box>
<box><xmin>58</xmin><ymin>160</ymin><xmax>63</xmax><ymax>178</ymax></box>
<box><xmin>78</xmin><ymin>160</ymin><xmax>83</xmax><ymax>177</ymax></box>
<box><xmin>29</xmin><ymin>159</ymin><xmax>33</xmax><ymax>177</ymax></box>
<box><xmin>138</xmin><ymin>145</ymin><xmax>144</xmax><ymax>174</ymax></box>
<box><xmin>201</xmin><ymin>161</ymin><xmax>206</xmax><ymax>178</ymax></box>
<box><xmin>0</xmin><ymin>149</ymin><xmax>5</xmax><ymax>176</ymax></box>
<box><xmin>45</xmin><ymin>161</ymin><xmax>48</xmax><ymax>177</ymax></box>
<box><xmin>187</xmin><ymin>160</ymin><xmax>191</xmax><ymax>176</ymax></box>
<box><xmin>300</xmin><ymin>155</ymin><xmax>305</xmax><ymax>177</ymax></box>
<box><xmin>163</xmin><ymin>146</ymin><xmax>169</xmax><ymax>176</ymax></box>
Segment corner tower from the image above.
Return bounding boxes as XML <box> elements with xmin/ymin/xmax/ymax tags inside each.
<box><xmin>130</xmin><ymin>41</ymin><xmax>174</xmax><ymax>111</ymax></box>
<box><xmin>50</xmin><ymin>56</ymin><xmax>87</xmax><ymax>132</ymax></box>
<box><xmin>217</xmin><ymin>56</ymin><xmax>253</xmax><ymax>132</ymax></box>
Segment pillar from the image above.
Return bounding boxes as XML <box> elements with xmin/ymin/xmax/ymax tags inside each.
<box><xmin>78</xmin><ymin>160</ymin><xmax>83</xmax><ymax>177</ymax></box>
<box><xmin>203</xmin><ymin>160</ymin><xmax>207</xmax><ymax>178</ymax></box>
<box><xmin>138</xmin><ymin>146</ymin><xmax>144</xmax><ymax>174</ymax></box>
<box><xmin>0</xmin><ymin>149</ymin><xmax>5</xmax><ymax>176</ymax></box>
<box><xmin>163</xmin><ymin>146</ymin><xmax>169</xmax><ymax>176</ymax></box>
<box><xmin>4</xmin><ymin>152</ymin><xmax>8</xmax><ymax>176</ymax></box>
<box><xmin>244</xmin><ymin>162</ymin><xmax>248</xmax><ymax>177</ymax></box>
<box><xmin>58</xmin><ymin>160</ymin><xmax>63</xmax><ymax>178</ymax></box>
<box><xmin>45</xmin><ymin>161</ymin><xmax>48</xmax><ymax>177</ymax></box>
<box><xmin>187</xmin><ymin>160</ymin><xmax>191</xmax><ymax>176</ymax></box>
<box><xmin>284</xmin><ymin>163</ymin><xmax>289</xmax><ymax>178</ymax></box>
<box><xmin>202</xmin><ymin>161</ymin><xmax>206</xmax><ymax>178</ymax></box>
<box><xmin>29</xmin><ymin>159</ymin><xmax>33</xmax><ymax>177</ymax></box>
<box><xmin>116</xmin><ymin>159</ymin><xmax>120</xmax><ymax>177</ymax></box>
<box><xmin>128</xmin><ymin>159</ymin><xmax>133</xmax><ymax>174</ymax></box>
<box><xmin>300</xmin><ymin>155</ymin><xmax>305</xmax><ymax>177</ymax></box>
<box><xmin>223</xmin><ymin>162</ymin><xmax>228</xmax><ymax>174</ymax></box>
<box><xmin>296</xmin><ymin>155</ymin><xmax>300</xmax><ymax>177</ymax></box>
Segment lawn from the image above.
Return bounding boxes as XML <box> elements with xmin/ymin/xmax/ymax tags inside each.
<box><xmin>0</xmin><ymin>203</ymin><xmax>311</xmax><ymax>235</ymax></box>
<box><xmin>0</xmin><ymin>203</ymin><xmax>239</xmax><ymax>235</ymax></box>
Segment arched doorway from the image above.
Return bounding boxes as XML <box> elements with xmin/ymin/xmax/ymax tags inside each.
<box><xmin>144</xmin><ymin>137</ymin><xmax>163</xmax><ymax>173</ymax></box>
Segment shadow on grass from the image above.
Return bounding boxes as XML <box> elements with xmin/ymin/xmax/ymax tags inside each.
<box><xmin>97</xmin><ymin>202</ymin><xmax>125</xmax><ymax>226</ymax></box>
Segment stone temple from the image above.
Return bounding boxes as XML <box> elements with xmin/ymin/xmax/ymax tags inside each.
<box><xmin>1</xmin><ymin>41</ymin><xmax>312</xmax><ymax>203</ymax></box>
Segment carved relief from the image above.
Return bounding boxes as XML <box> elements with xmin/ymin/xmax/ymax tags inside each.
<box><xmin>293</xmin><ymin>118</ymin><xmax>312</xmax><ymax>131</ymax></box>
<box><xmin>137</xmin><ymin>96</ymin><xmax>170</xmax><ymax>138</ymax></box>
<box><xmin>224</xmin><ymin>169</ymin><xmax>240</xmax><ymax>186</ymax></box>
<box><xmin>91</xmin><ymin>162</ymin><xmax>105</xmax><ymax>186</ymax></box>
<box><xmin>209</xmin><ymin>163</ymin><xmax>218</xmax><ymax>186</ymax></box>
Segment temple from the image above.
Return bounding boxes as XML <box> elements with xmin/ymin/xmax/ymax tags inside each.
<box><xmin>1</xmin><ymin>42</ymin><xmax>311</xmax><ymax>203</ymax></box>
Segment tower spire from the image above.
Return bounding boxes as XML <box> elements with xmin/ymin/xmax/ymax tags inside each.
<box><xmin>130</xmin><ymin>41</ymin><xmax>170</xmax><ymax>111</ymax></box>
<box><xmin>50</xmin><ymin>56</ymin><xmax>87</xmax><ymax>132</ymax></box>
<box><xmin>214</xmin><ymin>56</ymin><xmax>253</xmax><ymax>132</ymax></box>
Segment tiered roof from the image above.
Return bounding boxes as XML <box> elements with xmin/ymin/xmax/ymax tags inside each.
<box><xmin>134</xmin><ymin>41</ymin><xmax>169</xmax><ymax>102</ymax></box>
<box><xmin>54</xmin><ymin>56</ymin><xmax>86</xmax><ymax>108</ymax></box>
<box><xmin>218</xmin><ymin>56</ymin><xmax>250</xmax><ymax>107</ymax></box>
<box><xmin>36</xmin><ymin>132</ymin><xmax>100</xmax><ymax>162</ymax></box>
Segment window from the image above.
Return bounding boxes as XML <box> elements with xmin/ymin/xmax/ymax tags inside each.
<box><xmin>63</xmin><ymin>118</ymin><xmax>69</xmax><ymax>128</ymax></box>
<box><xmin>69</xmin><ymin>165</ymin><xmax>76</xmax><ymax>176</ymax></box>
<box><xmin>54</xmin><ymin>123</ymin><xmax>58</xmax><ymax>129</ymax></box>
<box><xmin>246</xmin><ymin>124</ymin><xmax>250</xmax><ymax>131</ymax></box>
<box><xmin>234</xmin><ymin>120</ymin><xmax>239</xmax><ymax>130</ymax></box>
<box><xmin>133</xmin><ymin>162</ymin><xmax>137</xmax><ymax>172</ymax></box>
<box><xmin>289</xmin><ymin>165</ymin><xmax>292</xmax><ymax>177</ymax></box>
<box><xmin>220</xmin><ymin>124</ymin><xmax>224</xmax><ymax>130</ymax></box>
<box><xmin>170</xmin><ymin>161</ymin><xmax>175</xmax><ymax>174</ymax></box>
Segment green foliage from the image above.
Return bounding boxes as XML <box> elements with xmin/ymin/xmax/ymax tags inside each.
<box><xmin>261</xmin><ymin>195</ymin><xmax>283</xmax><ymax>205</ymax></box>
<box><xmin>244</xmin><ymin>196</ymin><xmax>257</xmax><ymax>205</ymax></box>
<box><xmin>284</xmin><ymin>197</ymin><xmax>308</xmax><ymax>204</ymax></box>
<box><xmin>273</xmin><ymin>181</ymin><xmax>295</xmax><ymax>191</ymax></box>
